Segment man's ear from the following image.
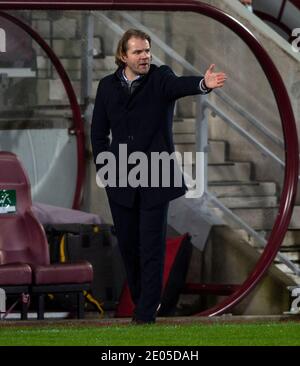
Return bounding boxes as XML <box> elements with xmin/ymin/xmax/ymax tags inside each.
<box><xmin>120</xmin><ymin>53</ymin><xmax>127</xmax><ymax>64</ymax></box>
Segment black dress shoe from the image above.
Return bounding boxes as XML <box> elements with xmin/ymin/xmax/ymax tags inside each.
<box><xmin>131</xmin><ymin>318</ymin><xmax>155</xmax><ymax>325</ymax></box>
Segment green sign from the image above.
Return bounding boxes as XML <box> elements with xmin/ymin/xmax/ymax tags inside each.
<box><xmin>0</xmin><ymin>190</ymin><xmax>16</xmax><ymax>213</ymax></box>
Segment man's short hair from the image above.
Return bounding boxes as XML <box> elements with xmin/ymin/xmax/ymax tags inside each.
<box><xmin>115</xmin><ymin>29</ymin><xmax>151</xmax><ymax>68</ymax></box>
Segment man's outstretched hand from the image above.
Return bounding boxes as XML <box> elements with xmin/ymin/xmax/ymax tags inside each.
<box><xmin>204</xmin><ymin>64</ymin><xmax>227</xmax><ymax>89</ymax></box>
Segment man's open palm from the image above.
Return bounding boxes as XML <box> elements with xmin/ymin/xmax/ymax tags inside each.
<box><xmin>204</xmin><ymin>64</ymin><xmax>227</xmax><ymax>89</ymax></box>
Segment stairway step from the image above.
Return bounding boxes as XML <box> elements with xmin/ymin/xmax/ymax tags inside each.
<box><xmin>233</xmin><ymin>229</ymin><xmax>300</xmax><ymax>279</ymax></box>
<box><xmin>281</xmin><ymin>273</ymin><xmax>300</xmax><ymax>285</ymax></box>
<box><xmin>208</xmin><ymin>162</ymin><xmax>251</xmax><ymax>182</ymax></box>
<box><xmin>173</xmin><ymin>119</ymin><xmax>195</xmax><ymax>133</ymax></box>
<box><xmin>175</xmin><ymin>99</ymin><xmax>196</xmax><ymax>118</ymax></box>
<box><xmin>174</xmin><ymin>117</ymin><xmax>196</xmax><ymax>123</ymax></box>
<box><xmin>276</xmin><ymin>230</ymin><xmax>300</xmax><ymax>247</ymax></box>
<box><xmin>209</xmin><ymin>181</ymin><xmax>276</xmax><ymax>197</ymax></box>
<box><xmin>211</xmin><ymin>206</ymin><xmax>300</xmax><ymax>230</ymax></box>
<box><xmin>184</xmin><ymin>162</ymin><xmax>251</xmax><ymax>182</ymax></box>
<box><xmin>276</xmin><ymin>250</ymin><xmax>300</xmax><ymax>262</ymax></box>
<box><xmin>37</xmin><ymin>55</ymin><xmax>115</xmax><ymax>72</ymax></box>
<box><xmin>34</xmin><ymin>38</ymin><xmax>103</xmax><ymax>58</ymax></box>
<box><xmin>173</xmin><ymin>134</ymin><xmax>195</xmax><ymax>144</ymax></box>
<box><xmin>32</xmin><ymin>18</ymin><xmax>78</xmax><ymax>38</ymax></box>
<box><xmin>275</xmin><ymin>263</ymin><xmax>300</xmax><ymax>280</ymax></box>
<box><xmin>38</xmin><ymin>69</ymin><xmax>112</xmax><ymax>81</ymax></box>
<box><xmin>35</xmin><ymin>79</ymin><xmax>99</xmax><ymax>104</ymax></box>
<box><xmin>235</xmin><ymin>229</ymin><xmax>300</xmax><ymax>251</ymax></box>
<box><xmin>175</xmin><ymin>140</ymin><xmax>226</xmax><ymax>164</ymax></box>
<box><xmin>219</xmin><ymin>196</ymin><xmax>277</xmax><ymax>208</ymax></box>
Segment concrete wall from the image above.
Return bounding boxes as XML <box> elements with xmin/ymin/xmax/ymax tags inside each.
<box><xmin>202</xmin><ymin>226</ymin><xmax>292</xmax><ymax>315</ymax></box>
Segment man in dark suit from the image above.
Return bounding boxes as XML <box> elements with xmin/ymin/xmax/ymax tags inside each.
<box><xmin>91</xmin><ymin>29</ymin><xmax>226</xmax><ymax>324</ymax></box>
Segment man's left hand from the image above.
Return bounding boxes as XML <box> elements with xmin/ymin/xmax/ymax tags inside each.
<box><xmin>204</xmin><ymin>64</ymin><xmax>227</xmax><ymax>89</ymax></box>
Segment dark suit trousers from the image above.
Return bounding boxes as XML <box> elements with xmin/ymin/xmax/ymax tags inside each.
<box><xmin>109</xmin><ymin>193</ymin><xmax>169</xmax><ymax>322</ymax></box>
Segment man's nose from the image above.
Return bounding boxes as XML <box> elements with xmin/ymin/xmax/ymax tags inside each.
<box><xmin>141</xmin><ymin>51</ymin><xmax>150</xmax><ymax>58</ymax></box>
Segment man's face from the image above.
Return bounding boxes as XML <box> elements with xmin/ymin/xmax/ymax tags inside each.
<box><xmin>121</xmin><ymin>36</ymin><xmax>151</xmax><ymax>78</ymax></box>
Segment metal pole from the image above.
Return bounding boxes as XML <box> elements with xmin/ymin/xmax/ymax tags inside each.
<box><xmin>194</xmin><ymin>95</ymin><xmax>209</xmax><ymax>203</ymax></box>
<box><xmin>81</xmin><ymin>11</ymin><xmax>94</xmax><ymax>107</ymax></box>
<box><xmin>0</xmin><ymin>288</ymin><xmax>6</xmax><ymax>317</ymax></box>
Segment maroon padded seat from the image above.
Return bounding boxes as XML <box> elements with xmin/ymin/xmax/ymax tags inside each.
<box><xmin>0</xmin><ymin>263</ymin><xmax>31</xmax><ymax>285</ymax></box>
<box><xmin>34</xmin><ymin>261</ymin><xmax>93</xmax><ymax>285</ymax></box>
<box><xmin>0</xmin><ymin>263</ymin><xmax>32</xmax><ymax>319</ymax></box>
<box><xmin>0</xmin><ymin>151</ymin><xmax>93</xmax><ymax>319</ymax></box>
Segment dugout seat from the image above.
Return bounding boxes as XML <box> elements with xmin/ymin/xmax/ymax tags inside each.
<box><xmin>0</xmin><ymin>151</ymin><xmax>93</xmax><ymax>319</ymax></box>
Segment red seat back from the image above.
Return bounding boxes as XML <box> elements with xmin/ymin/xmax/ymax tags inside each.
<box><xmin>0</xmin><ymin>152</ymin><xmax>49</xmax><ymax>266</ymax></box>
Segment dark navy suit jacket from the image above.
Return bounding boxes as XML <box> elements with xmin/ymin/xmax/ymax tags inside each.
<box><xmin>91</xmin><ymin>64</ymin><xmax>209</xmax><ymax>208</ymax></box>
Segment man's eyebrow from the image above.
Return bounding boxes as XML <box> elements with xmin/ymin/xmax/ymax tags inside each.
<box><xmin>132</xmin><ymin>47</ymin><xmax>151</xmax><ymax>52</ymax></box>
